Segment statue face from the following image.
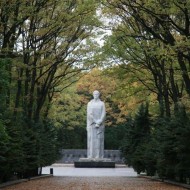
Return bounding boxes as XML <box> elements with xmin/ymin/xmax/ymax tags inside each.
<box><xmin>93</xmin><ymin>91</ymin><xmax>100</xmax><ymax>100</ymax></box>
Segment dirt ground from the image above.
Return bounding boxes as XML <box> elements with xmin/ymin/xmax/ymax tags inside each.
<box><xmin>2</xmin><ymin>176</ymin><xmax>187</xmax><ymax>190</ymax></box>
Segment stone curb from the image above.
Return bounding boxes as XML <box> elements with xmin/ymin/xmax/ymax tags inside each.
<box><xmin>139</xmin><ymin>175</ymin><xmax>190</xmax><ymax>189</ymax></box>
<box><xmin>28</xmin><ymin>174</ymin><xmax>53</xmax><ymax>181</ymax></box>
<box><xmin>0</xmin><ymin>174</ymin><xmax>53</xmax><ymax>189</ymax></box>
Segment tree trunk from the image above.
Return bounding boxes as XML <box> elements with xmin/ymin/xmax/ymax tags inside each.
<box><xmin>177</xmin><ymin>52</ymin><xmax>190</xmax><ymax>96</ymax></box>
<box><xmin>14</xmin><ymin>68</ymin><xmax>24</xmax><ymax>116</ymax></box>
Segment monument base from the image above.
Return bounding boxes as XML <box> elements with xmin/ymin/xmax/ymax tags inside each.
<box><xmin>74</xmin><ymin>158</ymin><xmax>115</xmax><ymax>168</ymax></box>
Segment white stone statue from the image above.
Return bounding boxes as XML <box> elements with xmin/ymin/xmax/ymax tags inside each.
<box><xmin>87</xmin><ymin>90</ymin><xmax>106</xmax><ymax>159</ymax></box>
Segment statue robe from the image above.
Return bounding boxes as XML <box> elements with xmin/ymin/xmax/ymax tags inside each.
<box><xmin>87</xmin><ymin>99</ymin><xmax>106</xmax><ymax>159</ymax></box>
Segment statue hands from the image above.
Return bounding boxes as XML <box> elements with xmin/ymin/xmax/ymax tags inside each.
<box><xmin>96</xmin><ymin>119</ymin><xmax>101</xmax><ymax>124</ymax></box>
<box><xmin>90</xmin><ymin>120</ymin><xmax>102</xmax><ymax>128</ymax></box>
<box><xmin>95</xmin><ymin>119</ymin><xmax>102</xmax><ymax>128</ymax></box>
<box><xmin>95</xmin><ymin>123</ymin><xmax>100</xmax><ymax>128</ymax></box>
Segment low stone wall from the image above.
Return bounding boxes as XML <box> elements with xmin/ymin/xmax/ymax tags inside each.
<box><xmin>56</xmin><ymin>149</ymin><xmax>125</xmax><ymax>164</ymax></box>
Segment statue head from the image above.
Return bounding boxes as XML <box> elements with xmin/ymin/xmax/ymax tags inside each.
<box><xmin>93</xmin><ymin>90</ymin><xmax>100</xmax><ymax>100</ymax></box>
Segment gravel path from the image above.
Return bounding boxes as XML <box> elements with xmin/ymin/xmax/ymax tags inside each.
<box><xmin>2</xmin><ymin>177</ymin><xmax>187</xmax><ymax>190</ymax></box>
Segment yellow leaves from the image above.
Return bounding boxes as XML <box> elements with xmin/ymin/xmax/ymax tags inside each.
<box><xmin>48</xmin><ymin>81</ymin><xmax>86</xmax><ymax>128</ymax></box>
<box><xmin>77</xmin><ymin>68</ymin><xmax>117</xmax><ymax>100</ymax></box>
<box><xmin>12</xmin><ymin>60</ymin><xmax>28</xmax><ymax>69</ymax></box>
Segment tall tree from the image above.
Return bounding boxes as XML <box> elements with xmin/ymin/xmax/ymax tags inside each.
<box><xmin>0</xmin><ymin>0</ymin><xmax>103</xmax><ymax>180</ymax></box>
<box><xmin>103</xmin><ymin>0</ymin><xmax>190</xmax><ymax>116</ymax></box>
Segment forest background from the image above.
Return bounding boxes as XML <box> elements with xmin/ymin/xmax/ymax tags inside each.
<box><xmin>0</xmin><ymin>0</ymin><xmax>190</xmax><ymax>184</ymax></box>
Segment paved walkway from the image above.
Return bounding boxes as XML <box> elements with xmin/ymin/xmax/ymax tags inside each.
<box><xmin>3</xmin><ymin>176</ymin><xmax>186</xmax><ymax>190</ymax></box>
<box><xmin>1</xmin><ymin>165</ymin><xmax>188</xmax><ymax>190</ymax></box>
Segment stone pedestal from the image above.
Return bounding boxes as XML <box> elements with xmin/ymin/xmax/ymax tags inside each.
<box><xmin>74</xmin><ymin>158</ymin><xmax>115</xmax><ymax>168</ymax></box>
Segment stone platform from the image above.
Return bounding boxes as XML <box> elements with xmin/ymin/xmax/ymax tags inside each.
<box><xmin>74</xmin><ymin>158</ymin><xmax>115</xmax><ymax>168</ymax></box>
<box><xmin>56</xmin><ymin>149</ymin><xmax>124</xmax><ymax>164</ymax></box>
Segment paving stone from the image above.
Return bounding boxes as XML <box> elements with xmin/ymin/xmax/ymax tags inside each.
<box><xmin>2</xmin><ymin>176</ymin><xmax>186</xmax><ymax>190</ymax></box>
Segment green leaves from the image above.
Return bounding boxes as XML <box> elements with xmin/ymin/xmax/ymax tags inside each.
<box><xmin>121</xmin><ymin>103</ymin><xmax>153</xmax><ymax>174</ymax></box>
<box><xmin>0</xmin><ymin>120</ymin><xmax>9</xmax><ymax>162</ymax></box>
<box><xmin>0</xmin><ymin>0</ymin><xmax>103</xmax><ymax>182</ymax></box>
<box><xmin>121</xmin><ymin>103</ymin><xmax>190</xmax><ymax>181</ymax></box>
